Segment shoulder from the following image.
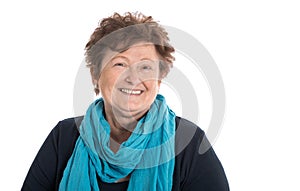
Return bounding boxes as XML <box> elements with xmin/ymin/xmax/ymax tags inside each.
<box><xmin>175</xmin><ymin>116</ymin><xmax>204</xmax><ymax>137</ymax></box>
<box><xmin>21</xmin><ymin>116</ymin><xmax>84</xmax><ymax>191</ymax></box>
<box><xmin>55</xmin><ymin>116</ymin><xmax>84</xmax><ymax>131</ymax></box>
<box><xmin>174</xmin><ymin>116</ymin><xmax>206</xmax><ymax>155</ymax></box>
<box><xmin>50</xmin><ymin>116</ymin><xmax>83</xmax><ymax>139</ymax></box>
<box><xmin>52</xmin><ymin>116</ymin><xmax>83</xmax><ymax>156</ymax></box>
<box><xmin>173</xmin><ymin>116</ymin><xmax>230</xmax><ymax>190</ymax></box>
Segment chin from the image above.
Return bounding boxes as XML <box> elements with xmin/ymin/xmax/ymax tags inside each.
<box><xmin>116</xmin><ymin>103</ymin><xmax>150</xmax><ymax>117</ymax></box>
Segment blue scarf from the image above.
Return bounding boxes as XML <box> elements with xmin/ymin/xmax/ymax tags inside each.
<box><xmin>59</xmin><ymin>94</ymin><xmax>175</xmax><ymax>191</ymax></box>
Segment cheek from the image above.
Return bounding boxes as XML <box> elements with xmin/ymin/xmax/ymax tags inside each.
<box><xmin>98</xmin><ymin>77</ymin><xmax>110</xmax><ymax>96</ymax></box>
<box><xmin>144</xmin><ymin>81</ymin><xmax>160</xmax><ymax>93</ymax></box>
<box><xmin>98</xmin><ymin>71</ymin><xmax>116</xmax><ymax>88</ymax></box>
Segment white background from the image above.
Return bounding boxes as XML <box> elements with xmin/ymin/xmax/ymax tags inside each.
<box><xmin>1</xmin><ymin>0</ymin><xmax>300</xmax><ymax>190</ymax></box>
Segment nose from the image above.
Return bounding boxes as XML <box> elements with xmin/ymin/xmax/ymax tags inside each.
<box><xmin>124</xmin><ymin>66</ymin><xmax>141</xmax><ymax>85</ymax></box>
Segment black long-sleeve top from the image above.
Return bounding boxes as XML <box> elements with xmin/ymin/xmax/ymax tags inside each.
<box><xmin>22</xmin><ymin>116</ymin><xmax>229</xmax><ymax>191</ymax></box>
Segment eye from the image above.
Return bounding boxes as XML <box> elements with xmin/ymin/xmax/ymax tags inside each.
<box><xmin>142</xmin><ymin>65</ymin><xmax>152</xmax><ymax>70</ymax></box>
<box><xmin>139</xmin><ymin>61</ymin><xmax>156</xmax><ymax>71</ymax></box>
<box><xmin>113</xmin><ymin>62</ymin><xmax>126</xmax><ymax>67</ymax></box>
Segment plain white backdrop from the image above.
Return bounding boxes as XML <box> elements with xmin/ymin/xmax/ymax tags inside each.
<box><xmin>1</xmin><ymin>0</ymin><xmax>300</xmax><ymax>190</ymax></box>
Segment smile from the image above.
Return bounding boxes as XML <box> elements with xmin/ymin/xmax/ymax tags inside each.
<box><xmin>119</xmin><ymin>88</ymin><xmax>143</xmax><ymax>95</ymax></box>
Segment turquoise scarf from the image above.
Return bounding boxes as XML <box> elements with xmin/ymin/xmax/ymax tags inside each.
<box><xmin>59</xmin><ymin>94</ymin><xmax>175</xmax><ymax>191</ymax></box>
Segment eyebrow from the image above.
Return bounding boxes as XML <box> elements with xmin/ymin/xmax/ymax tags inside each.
<box><xmin>111</xmin><ymin>56</ymin><xmax>156</xmax><ymax>62</ymax></box>
<box><xmin>141</xmin><ymin>58</ymin><xmax>156</xmax><ymax>62</ymax></box>
<box><xmin>110</xmin><ymin>55</ymin><xmax>129</xmax><ymax>62</ymax></box>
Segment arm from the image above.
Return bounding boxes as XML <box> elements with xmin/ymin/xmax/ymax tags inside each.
<box><xmin>183</xmin><ymin>134</ymin><xmax>230</xmax><ymax>190</ymax></box>
<box><xmin>21</xmin><ymin>125</ymin><xmax>59</xmax><ymax>191</ymax></box>
<box><xmin>21</xmin><ymin>118</ymin><xmax>80</xmax><ymax>191</ymax></box>
<box><xmin>175</xmin><ymin>117</ymin><xmax>229</xmax><ymax>191</ymax></box>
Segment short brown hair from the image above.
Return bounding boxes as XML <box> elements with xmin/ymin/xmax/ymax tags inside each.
<box><xmin>85</xmin><ymin>12</ymin><xmax>175</xmax><ymax>94</ymax></box>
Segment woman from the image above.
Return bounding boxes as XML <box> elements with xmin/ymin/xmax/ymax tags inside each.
<box><xmin>22</xmin><ymin>12</ymin><xmax>229</xmax><ymax>191</ymax></box>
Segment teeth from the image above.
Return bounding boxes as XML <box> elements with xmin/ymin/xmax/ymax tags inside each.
<box><xmin>120</xmin><ymin>88</ymin><xmax>142</xmax><ymax>95</ymax></box>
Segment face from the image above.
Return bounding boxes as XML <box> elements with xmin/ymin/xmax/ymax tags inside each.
<box><xmin>96</xmin><ymin>43</ymin><xmax>161</xmax><ymax>122</ymax></box>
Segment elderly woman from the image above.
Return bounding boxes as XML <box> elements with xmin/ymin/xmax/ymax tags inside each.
<box><xmin>22</xmin><ymin>12</ymin><xmax>229</xmax><ymax>191</ymax></box>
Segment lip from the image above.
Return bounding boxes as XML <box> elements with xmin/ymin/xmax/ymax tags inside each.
<box><xmin>118</xmin><ymin>88</ymin><xmax>144</xmax><ymax>95</ymax></box>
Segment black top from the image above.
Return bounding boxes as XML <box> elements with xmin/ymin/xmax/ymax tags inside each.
<box><xmin>22</xmin><ymin>116</ymin><xmax>229</xmax><ymax>191</ymax></box>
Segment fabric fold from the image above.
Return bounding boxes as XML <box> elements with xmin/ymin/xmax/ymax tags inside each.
<box><xmin>59</xmin><ymin>94</ymin><xmax>175</xmax><ymax>191</ymax></box>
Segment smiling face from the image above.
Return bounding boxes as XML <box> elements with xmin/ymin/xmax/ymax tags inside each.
<box><xmin>96</xmin><ymin>43</ymin><xmax>161</xmax><ymax>123</ymax></box>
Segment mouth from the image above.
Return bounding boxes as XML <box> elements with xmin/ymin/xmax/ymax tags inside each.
<box><xmin>119</xmin><ymin>88</ymin><xmax>144</xmax><ymax>95</ymax></box>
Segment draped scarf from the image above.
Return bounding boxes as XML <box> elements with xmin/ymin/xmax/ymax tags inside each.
<box><xmin>59</xmin><ymin>94</ymin><xmax>175</xmax><ymax>191</ymax></box>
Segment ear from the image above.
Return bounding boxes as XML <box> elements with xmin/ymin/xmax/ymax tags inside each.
<box><xmin>157</xmin><ymin>80</ymin><xmax>162</xmax><ymax>92</ymax></box>
<box><xmin>157</xmin><ymin>80</ymin><xmax>161</xmax><ymax>86</ymax></box>
<box><xmin>89</xmin><ymin>68</ymin><xmax>97</xmax><ymax>85</ymax></box>
<box><xmin>93</xmin><ymin>78</ymin><xmax>98</xmax><ymax>85</ymax></box>
<box><xmin>92</xmin><ymin>77</ymin><xmax>100</xmax><ymax>95</ymax></box>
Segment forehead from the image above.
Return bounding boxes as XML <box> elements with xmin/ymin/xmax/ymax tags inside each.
<box><xmin>101</xmin><ymin>43</ymin><xmax>159</xmax><ymax>67</ymax></box>
<box><xmin>115</xmin><ymin>43</ymin><xmax>158</xmax><ymax>59</ymax></box>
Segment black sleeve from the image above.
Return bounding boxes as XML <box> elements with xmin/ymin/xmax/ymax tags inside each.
<box><xmin>174</xmin><ymin>117</ymin><xmax>230</xmax><ymax>191</ymax></box>
<box><xmin>21</xmin><ymin>118</ymin><xmax>80</xmax><ymax>191</ymax></box>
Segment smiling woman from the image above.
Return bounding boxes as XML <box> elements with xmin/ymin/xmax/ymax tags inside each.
<box><xmin>21</xmin><ymin>12</ymin><xmax>229</xmax><ymax>191</ymax></box>
<box><xmin>98</xmin><ymin>44</ymin><xmax>162</xmax><ymax>146</ymax></box>
<box><xmin>98</xmin><ymin>44</ymin><xmax>161</xmax><ymax>131</ymax></box>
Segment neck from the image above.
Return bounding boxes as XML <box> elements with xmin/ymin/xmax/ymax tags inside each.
<box><xmin>103</xmin><ymin>102</ymin><xmax>150</xmax><ymax>152</ymax></box>
<box><xmin>109</xmin><ymin>117</ymin><xmax>134</xmax><ymax>143</ymax></box>
<box><xmin>107</xmin><ymin>116</ymin><xmax>135</xmax><ymax>153</ymax></box>
<box><xmin>104</xmin><ymin>106</ymin><xmax>140</xmax><ymax>153</ymax></box>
